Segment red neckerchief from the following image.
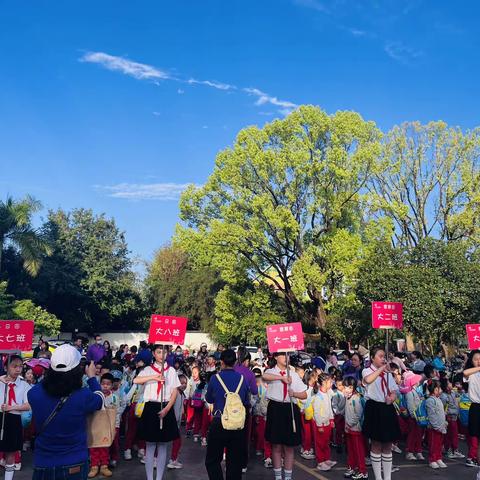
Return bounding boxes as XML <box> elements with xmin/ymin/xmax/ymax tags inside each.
<box><xmin>279</xmin><ymin>369</ymin><xmax>288</xmax><ymax>401</ymax></box>
<box><xmin>8</xmin><ymin>383</ymin><xmax>16</xmax><ymax>406</ymax></box>
<box><xmin>369</xmin><ymin>365</ymin><xmax>390</xmax><ymax>398</ymax></box>
<box><xmin>151</xmin><ymin>363</ymin><xmax>169</xmax><ymax>398</ymax></box>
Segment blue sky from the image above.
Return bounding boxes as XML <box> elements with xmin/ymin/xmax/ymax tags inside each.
<box><xmin>1</xmin><ymin>0</ymin><xmax>479</xmax><ymax>266</ymax></box>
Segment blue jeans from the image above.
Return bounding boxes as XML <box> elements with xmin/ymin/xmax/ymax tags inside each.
<box><xmin>32</xmin><ymin>461</ymin><xmax>89</xmax><ymax>480</ymax></box>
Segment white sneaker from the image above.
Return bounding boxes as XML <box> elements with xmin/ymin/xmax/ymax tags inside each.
<box><xmin>255</xmin><ymin>450</ymin><xmax>262</xmax><ymax>456</ymax></box>
<box><xmin>138</xmin><ymin>448</ymin><xmax>145</xmax><ymax>459</ymax></box>
<box><xmin>436</xmin><ymin>460</ymin><xmax>447</xmax><ymax>468</ymax></box>
<box><xmin>317</xmin><ymin>462</ymin><xmax>332</xmax><ymax>471</ymax></box>
<box><xmin>14</xmin><ymin>463</ymin><xmax>21</xmax><ymax>471</ymax></box>
<box><xmin>23</xmin><ymin>441</ymin><xmax>30</xmax><ymax>451</ymax></box>
<box><xmin>325</xmin><ymin>460</ymin><xmax>337</xmax><ymax>467</ymax></box>
<box><xmin>453</xmin><ymin>450</ymin><xmax>465</xmax><ymax>459</ymax></box>
<box><xmin>392</xmin><ymin>445</ymin><xmax>402</xmax><ymax>454</ymax></box>
<box><xmin>406</xmin><ymin>453</ymin><xmax>416</xmax><ymax>461</ymax></box>
<box><xmin>429</xmin><ymin>461</ymin><xmax>439</xmax><ymax>469</ymax></box>
<box><xmin>301</xmin><ymin>450</ymin><xmax>315</xmax><ymax>459</ymax></box>
<box><xmin>201</xmin><ymin>437</ymin><xmax>208</xmax><ymax>447</ymax></box>
<box><xmin>264</xmin><ymin>458</ymin><xmax>273</xmax><ymax>468</ymax></box>
<box><xmin>109</xmin><ymin>460</ymin><xmax>117</xmax><ymax>468</ymax></box>
<box><xmin>416</xmin><ymin>453</ymin><xmax>425</xmax><ymax>460</ymax></box>
<box><xmin>167</xmin><ymin>459</ymin><xmax>183</xmax><ymax>469</ymax></box>
<box><xmin>242</xmin><ymin>467</ymin><xmax>247</xmax><ymax>473</ymax></box>
<box><xmin>193</xmin><ymin>435</ymin><xmax>199</xmax><ymax>443</ymax></box>
<box><xmin>124</xmin><ymin>449</ymin><xmax>132</xmax><ymax>460</ymax></box>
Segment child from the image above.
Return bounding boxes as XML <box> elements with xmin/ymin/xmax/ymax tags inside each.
<box><xmin>344</xmin><ymin>376</ymin><xmax>367</xmax><ymax>480</ymax></box>
<box><xmin>0</xmin><ymin>356</ymin><xmax>31</xmax><ymax>480</ymax></box>
<box><xmin>167</xmin><ymin>374</ymin><xmax>187</xmax><ymax>469</ymax></box>
<box><xmin>185</xmin><ymin>366</ymin><xmax>202</xmax><ymax>438</ymax></box>
<box><xmin>134</xmin><ymin>345</ymin><xmax>180</xmax><ymax>480</ymax></box>
<box><xmin>312</xmin><ymin>373</ymin><xmax>336</xmax><ymax>471</ymax></box>
<box><xmin>190</xmin><ymin>373</ymin><xmax>206</xmax><ymax>443</ymax></box>
<box><xmin>200</xmin><ymin>372</ymin><xmax>214</xmax><ymax>447</ymax></box>
<box><xmin>425</xmin><ymin>379</ymin><xmax>447</xmax><ymax>469</ymax></box>
<box><xmin>388</xmin><ymin>363</ymin><xmax>404</xmax><ymax>455</ymax></box>
<box><xmin>332</xmin><ymin>376</ymin><xmax>346</xmax><ymax>454</ymax></box>
<box><xmin>88</xmin><ymin>373</ymin><xmax>123</xmax><ymax>478</ymax></box>
<box><xmin>299</xmin><ymin>369</ymin><xmax>317</xmax><ymax>460</ymax></box>
<box><xmin>440</xmin><ymin>377</ymin><xmax>464</xmax><ymax>459</ymax></box>
<box><xmin>402</xmin><ymin>371</ymin><xmax>425</xmax><ymax>461</ymax></box>
<box><xmin>252</xmin><ymin>369</ymin><xmax>272</xmax><ymax>468</ymax></box>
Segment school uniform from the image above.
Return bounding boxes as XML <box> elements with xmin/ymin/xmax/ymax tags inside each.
<box><xmin>171</xmin><ymin>389</ymin><xmax>186</xmax><ymax>461</ymax></box>
<box><xmin>332</xmin><ymin>390</ymin><xmax>346</xmax><ymax>447</ymax></box>
<box><xmin>361</xmin><ymin>366</ymin><xmax>400</xmax><ymax>443</ymax></box>
<box><xmin>312</xmin><ymin>389</ymin><xmax>335</xmax><ymax>464</ymax></box>
<box><xmin>425</xmin><ymin>395</ymin><xmax>446</xmax><ymax>463</ymax></box>
<box><xmin>264</xmin><ymin>366</ymin><xmax>306</xmax><ymax>446</ymax></box>
<box><xmin>0</xmin><ymin>377</ymin><xmax>31</xmax><ymax>452</ymax></box>
<box><xmin>345</xmin><ymin>393</ymin><xmax>367</xmax><ymax>475</ymax></box>
<box><xmin>299</xmin><ymin>386</ymin><xmax>315</xmax><ymax>454</ymax></box>
<box><xmin>466</xmin><ymin>372</ymin><xmax>480</xmax><ymax>438</ymax></box>
<box><xmin>405</xmin><ymin>389</ymin><xmax>424</xmax><ymax>454</ymax></box>
<box><xmin>253</xmin><ymin>384</ymin><xmax>271</xmax><ymax>459</ymax></box>
<box><xmin>137</xmin><ymin>363</ymin><xmax>181</xmax><ymax>443</ymax></box>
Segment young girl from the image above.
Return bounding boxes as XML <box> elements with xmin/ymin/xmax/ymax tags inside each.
<box><xmin>402</xmin><ymin>371</ymin><xmax>425</xmax><ymax>461</ymax></box>
<box><xmin>167</xmin><ymin>374</ymin><xmax>187</xmax><ymax>470</ymax></box>
<box><xmin>440</xmin><ymin>377</ymin><xmax>464</xmax><ymax>459</ymax></box>
<box><xmin>134</xmin><ymin>345</ymin><xmax>180</xmax><ymax>480</ymax></box>
<box><xmin>463</xmin><ymin>349</ymin><xmax>480</xmax><ymax>468</ymax></box>
<box><xmin>299</xmin><ymin>369</ymin><xmax>317</xmax><ymax>460</ymax></box>
<box><xmin>425</xmin><ymin>379</ymin><xmax>447</xmax><ymax>469</ymax></box>
<box><xmin>344</xmin><ymin>376</ymin><xmax>367</xmax><ymax>480</ymax></box>
<box><xmin>0</xmin><ymin>356</ymin><xmax>31</xmax><ymax>480</ymax></box>
<box><xmin>332</xmin><ymin>376</ymin><xmax>346</xmax><ymax>454</ymax></box>
<box><xmin>362</xmin><ymin>347</ymin><xmax>400</xmax><ymax>480</ymax></box>
<box><xmin>311</xmin><ymin>373</ymin><xmax>336</xmax><ymax>471</ymax></box>
<box><xmin>185</xmin><ymin>366</ymin><xmax>202</xmax><ymax>438</ymax></box>
<box><xmin>263</xmin><ymin>352</ymin><xmax>307</xmax><ymax>480</ymax></box>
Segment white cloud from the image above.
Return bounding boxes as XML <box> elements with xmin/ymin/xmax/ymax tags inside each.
<box><xmin>152</xmin><ymin>111</ymin><xmax>161</xmax><ymax>116</ymax></box>
<box><xmin>187</xmin><ymin>78</ymin><xmax>235</xmax><ymax>91</ymax></box>
<box><xmin>177</xmin><ymin>88</ymin><xmax>185</xmax><ymax>94</ymax></box>
<box><xmin>80</xmin><ymin>52</ymin><xmax>170</xmax><ymax>81</ymax></box>
<box><xmin>95</xmin><ymin>182</ymin><xmax>193</xmax><ymax>201</ymax></box>
<box><xmin>244</xmin><ymin>88</ymin><xmax>297</xmax><ymax>114</ymax></box>
<box><xmin>384</xmin><ymin>41</ymin><xmax>423</xmax><ymax>64</ymax></box>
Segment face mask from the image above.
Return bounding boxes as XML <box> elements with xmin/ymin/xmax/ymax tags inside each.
<box><xmin>97</xmin><ymin>340</ymin><xmax>103</xmax><ymax>345</ymax></box>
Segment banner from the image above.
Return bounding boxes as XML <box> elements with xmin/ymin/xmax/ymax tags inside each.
<box><xmin>372</xmin><ymin>301</ymin><xmax>403</xmax><ymax>329</ymax></box>
<box><xmin>0</xmin><ymin>320</ymin><xmax>34</xmax><ymax>351</ymax></box>
<box><xmin>266</xmin><ymin>322</ymin><xmax>304</xmax><ymax>353</ymax></box>
<box><xmin>466</xmin><ymin>324</ymin><xmax>480</xmax><ymax>350</ymax></box>
<box><xmin>148</xmin><ymin>315</ymin><xmax>188</xmax><ymax>345</ymax></box>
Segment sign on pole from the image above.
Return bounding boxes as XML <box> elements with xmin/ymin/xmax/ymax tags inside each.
<box><xmin>0</xmin><ymin>320</ymin><xmax>34</xmax><ymax>351</ymax></box>
<box><xmin>148</xmin><ymin>315</ymin><xmax>188</xmax><ymax>345</ymax></box>
<box><xmin>466</xmin><ymin>324</ymin><xmax>480</xmax><ymax>350</ymax></box>
<box><xmin>266</xmin><ymin>322</ymin><xmax>304</xmax><ymax>353</ymax></box>
<box><xmin>372</xmin><ymin>302</ymin><xmax>403</xmax><ymax>329</ymax></box>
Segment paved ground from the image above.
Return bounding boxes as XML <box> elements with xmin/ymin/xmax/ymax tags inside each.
<box><xmin>13</xmin><ymin>436</ymin><xmax>480</xmax><ymax>479</ymax></box>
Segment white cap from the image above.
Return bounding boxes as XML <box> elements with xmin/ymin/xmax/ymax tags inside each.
<box><xmin>51</xmin><ymin>344</ymin><xmax>81</xmax><ymax>372</ymax></box>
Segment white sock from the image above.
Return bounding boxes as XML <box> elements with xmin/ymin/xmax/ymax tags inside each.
<box><xmin>371</xmin><ymin>452</ymin><xmax>383</xmax><ymax>480</ymax></box>
<box><xmin>5</xmin><ymin>464</ymin><xmax>15</xmax><ymax>480</ymax></box>
<box><xmin>155</xmin><ymin>443</ymin><xmax>168</xmax><ymax>480</ymax></box>
<box><xmin>145</xmin><ymin>442</ymin><xmax>156</xmax><ymax>480</ymax></box>
<box><xmin>382</xmin><ymin>453</ymin><xmax>393</xmax><ymax>480</ymax></box>
<box><xmin>273</xmin><ymin>468</ymin><xmax>282</xmax><ymax>480</ymax></box>
<box><xmin>284</xmin><ymin>468</ymin><xmax>293</xmax><ymax>480</ymax></box>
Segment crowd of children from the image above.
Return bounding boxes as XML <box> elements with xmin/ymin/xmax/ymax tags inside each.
<box><xmin>2</xmin><ymin>342</ymin><xmax>480</xmax><ymax>480</ymax></box>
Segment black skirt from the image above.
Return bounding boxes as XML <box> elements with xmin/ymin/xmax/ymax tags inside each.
<box><xmin>138</xmin><ymin>401</ymin><xmax>179</xmax><ymax>443</ymax></box>
<box><xmin>469</xmin><ymin>403</ymin><xmax>480</xmax><ymax>438</ymax></box>
<box><xmin>362</xmin><ymin>399</ymin><xmax>400</xmax><ymax>443</ymax></box>
<box><xmin>0</xmin><ymin>413</ymin><xmax>22</xmax><ymax>452</ymax></box>
<box><xmin>265</xmin><ymin>400</ymin><xmax>302</xmax><ymax>446</ymax></box>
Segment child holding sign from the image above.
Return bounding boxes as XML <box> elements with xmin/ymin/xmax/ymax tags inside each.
<box><xmin>263</xmin><ymin>352</ymin><xmax>307</xmax><ymax>480</ymax></box>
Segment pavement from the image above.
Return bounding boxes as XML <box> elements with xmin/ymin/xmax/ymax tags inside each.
<box><xmin>12</xmin><ymin>435</ymin><xmax>480</xmax><ymax>479</ymax></box>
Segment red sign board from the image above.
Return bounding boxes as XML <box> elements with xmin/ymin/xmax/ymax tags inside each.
<box><xmin>266</xmin><ymin>322</ymin><xmax>304</xmax><ymax>353</ymax></box>
<box><xmin>466</xmin><ymin>324</ymin><xmax>480</xmax><ymax>350</ymax></box>
<box><xmin>0</xmin><ymin>320</ymin><xmax>34</xmax><ymax>351</ymax></box>
<box><xmin>372</xmin><ymin>302</ymin><xmax>403</xmax><ymax>329</ymax></box>
<box><xmin>148</xmin><ymin>315</ymin><xmax>188</xmax><ymax>345</ymax></box>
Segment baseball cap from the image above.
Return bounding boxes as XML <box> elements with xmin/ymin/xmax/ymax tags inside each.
<box><xmin>51</xmin><ymin>344</ymin><xmax>82</xmax><ymax>372</ymax></box>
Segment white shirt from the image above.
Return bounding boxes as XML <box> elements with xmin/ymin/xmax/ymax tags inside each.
<box><xmin>0</xmin><ymin>376</ymin><xmax>31</xmax><ymax>415</ymax></box>
<box><xmin>264</xmin><ymin>366</ymin><xmax>307</xmax><ymax>403</ymax></box>
<box><xmin>138</xmin><ymin>363</ymin><xmax>181</xmax><ymax>403</ymax></box>
<box><xmin>362</xmin><ymin>366</ymin><xmax>399</xmax><ymax>403</ymax></box>
<box><xmin>467</xmin><ymin>371</ymin><xmax>480</xmax><ymax>404</ymax></box>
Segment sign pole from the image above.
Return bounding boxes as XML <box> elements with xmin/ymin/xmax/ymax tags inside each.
<box><xmin>0</xmin><ymin>354</ymin><xmax>10</xmax><ymax>441</ymax></box>
<box><xmin>385</xmin><ymin>329</ymin><xmax>389</xmax><ymax>360</ymax></box>
<box><xmin>160</xmin><ymin>344</ymin><xmax>165</xmax><ymax>430</ymax></box>
<box><xmin>285</xmin><ymin>352</ymin><xmax>296</xmax><ymax>434</ymax></box>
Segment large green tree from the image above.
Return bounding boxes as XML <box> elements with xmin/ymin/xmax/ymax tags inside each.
<box><xmin>178</xmin><ymin>106</ymin><xmax>384</xmax><ymax>334</ymax></box>
<box><xmin>0</xmin><ymin>195</ymin><xmax>51</xmax><ymax>276</ymax></box>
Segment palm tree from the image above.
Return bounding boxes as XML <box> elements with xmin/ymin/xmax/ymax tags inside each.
<box><xmin>0</xmin><ymin>195</ymin><xmax>52</xmax><ymax>276</ymax></box>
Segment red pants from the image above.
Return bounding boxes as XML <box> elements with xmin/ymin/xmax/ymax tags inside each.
<box><xmin>346</xmin><ymin>431</ymin><xmax>367</xmax><ymax>474</ymax></box>
<box><xmin>301</xmin><ymin>414</ymin><xmax>314</xmax><ymax>452</ymax></box>
<box><xmin>467</xmin><ymin>434</ymin><xmax>478</xmax><ymax>460</ymax></box>
<box><xmin>406</xmin><ymin>418</ymin><xmax>424</xmax><ymax>454</ymax></box>
<box><xmin>254</xmin><ymin>416</ymin><xmax>272</xmax><ymax>458</ymax></box>
<box><xmin>186</xmin><ymin>405</ymin><xmax>203</xmax><ymax>435</ymax></box>
<box><xmin>444</xmin><ymin>417</ymin><xmax>459</xmax><ymax>450</ymax></box>
<box><xmin>125</xmin><ymin>404</ymin><xmax>145</xmax><ymax>450</ymax></box>
<box><xmin>90</xmin><ymin>447</ymin><xmax>109</xmax><ymax>466</ymax></box>
<box><xmin>201</xmin><ymin>407</ymin><xmax>213</xmax><ymax>438</ymax></box>
<box><xmin>110</xmin><ymin>428</ymin><xmax>120</xmax><ymax>462</ymax></box>
<box><xmin>314</xmin><ymin>424</ymin><xmax>332</xmax><ymax>463</ymax></box>
<box><xmin>427</xmin><ymin>429</ymin><xmax>444</xmax><ymax>463</ymax></box>
<box><xmin>171</xmin><ymin>436</ymin><xmax>181</xmax><ymax>461</ymax></box>
<box><xmin>398</xmin><ymin>416</ymin><xmax>409</xmax><ymax>437</ymax></box>
<box><xmin>334</xmin><ymin>415</ymin><xmax>345</xmax><ymax>446</ymax></box>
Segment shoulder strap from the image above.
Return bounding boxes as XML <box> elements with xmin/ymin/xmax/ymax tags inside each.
<box><xmin>216</xmin><ymin>374</ymin><xmax>229</xmax><ymax>394</ymax></box>
<box><xmin>37</xmin><ymin>394</ymin><xmax>72</xmax><ymax>438</ymax></box>
<box><xmin>235</xmin><ymin>375</ymin><xmax>244</xmax><ymax>394</ymax></box>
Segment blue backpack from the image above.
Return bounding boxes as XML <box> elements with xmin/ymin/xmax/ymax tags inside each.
<box><xmin>414</xmin><ymin>399</ymin><xmax>428</xmax><ymax>427</ymax></box>
<box><xmin>459</xmin><ymin>393</ymin><xmax>471</xmax><ymax>427</ymax></box>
